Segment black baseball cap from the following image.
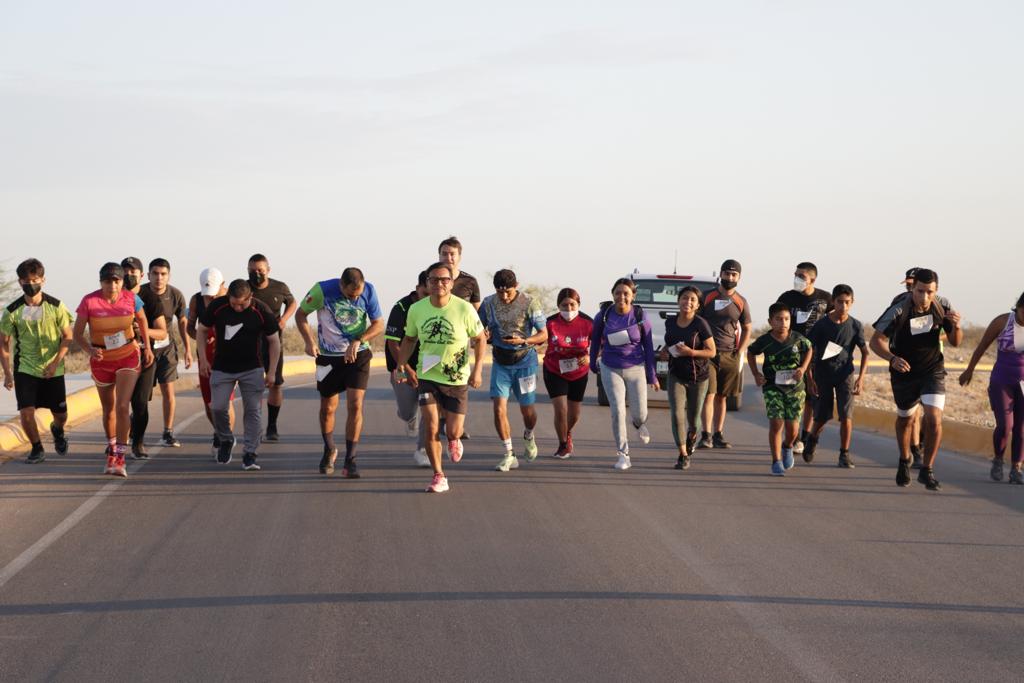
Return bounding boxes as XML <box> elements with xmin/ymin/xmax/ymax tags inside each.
<box><xmin>900</xmin><ymin>267</ymin><xmax>919</xmax><ymax>284</ymax></box>
<box><xmin>99</xmin><ymin>262</ymin><xmax>125</xmax><ymax>281</ymax></box>
<box><xmin>120</xmin><ymin>256</ymin><xmax>144</xmax><ymax>272</ymax></box>
<box><xmin>720</xmin><ymin>259</ymin><xmax>742</xmax><ymax>274</ymax></box>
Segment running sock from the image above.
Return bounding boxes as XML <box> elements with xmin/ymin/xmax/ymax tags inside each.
<box><xmin>524</xmin><ymin>429</ymin><xmax>534</xmax><ymax>440</ymax></box>
<box><xmin>502</xmin><ymin>438</ymin><xmax>513</xmax><ymax>453</ymax></box>
<box><xmin>322</xmin><ymin>431</ymin><xmax>335</xmax><ymax>452</ymax></box>
<box><xmin>267</xmin><ymin>404</ymin><xmax>280</xmax><ymax>429</ymax></box>
<box><xmin>345</xmin><ymin>439</ymin><xmax>358</xmax><ymax>461</ymax></box>
<box><xmin>107</xmin><ymin>436</ymin><xmax>116</xmax><ymax>449</ymax></box>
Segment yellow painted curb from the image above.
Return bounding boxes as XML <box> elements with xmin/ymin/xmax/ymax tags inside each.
<box><xmin>852</xmin><ymin>405</ymin><xmax>994</xmax><ymax>459</ymax></box>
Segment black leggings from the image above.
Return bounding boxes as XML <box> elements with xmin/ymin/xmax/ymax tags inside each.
<box><xmin>130</xmin><ymin>360</ymin><xmax>157</xmax><ymax>444</ymax></box>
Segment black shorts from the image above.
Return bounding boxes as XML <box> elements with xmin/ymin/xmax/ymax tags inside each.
<box><xmin>14</xmin><ymin>373</ymin><xmax>67</xmax><ymax>413</ymax></box>
<box><xmin>416</xmin><ymin>379</ymin><xmax>469</xmax><ymax>415</ymax></box>
<box><xmin>891</xmin><ymin>371</ymin><xmax>946</xmax><ymax>412</ymax></box>
<box><xmin>153</xmin><ymin>345</ymin><xmax>179</xmax><ymax>385</ymax></box>
<box><xmin>316</xmin><ymin>349</ymin><xmax>371</xmax><ymax>397</ymax></box>
<box><xmin>814</xmin><ymin>374</ymin><xmax>855</xmax><ymax>422</ymax></box>
<box><xmin>543</xmin><ymin>367</ymin><xmax>589</xmax><ymax>402</ymax></box>
<box><xmin>261</xmin><ymin>337</ymin><xmax>285</xmax><ymax>387</ymax></box>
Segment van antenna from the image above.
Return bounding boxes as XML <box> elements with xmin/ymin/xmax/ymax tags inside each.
<box><xmin>673</xmin><ymin>250</ymin><xmax>678</xmax><ymax>275</ymax></box>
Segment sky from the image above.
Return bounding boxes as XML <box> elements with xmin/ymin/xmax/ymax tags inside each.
<box><xmin>2</xmin><ymin>1</ymin><xmax>1021</xmax><ymax>326</ymax></box>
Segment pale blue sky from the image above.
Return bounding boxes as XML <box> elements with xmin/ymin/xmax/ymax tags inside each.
<box><xmin>2</xmin><ymin>1</ymin><xmax>1021</xmax><ymax>324</ymax></box>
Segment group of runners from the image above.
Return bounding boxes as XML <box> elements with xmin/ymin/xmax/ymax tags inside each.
<box><xmin>3</xmin><ymin>243</ymin><xmax>1023</xmax><ymax>495</ymax></box>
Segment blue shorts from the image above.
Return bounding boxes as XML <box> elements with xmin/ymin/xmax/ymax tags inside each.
<box><xmin>490</xmin><ymin>359</ymin><xmax>539</xmax><ymax>405</ymax></box>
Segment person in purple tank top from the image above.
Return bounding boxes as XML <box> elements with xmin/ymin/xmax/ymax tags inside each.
<box><xmin>959</xmin><ymin>291</ymin><xmax>1024</xmax><ymax>484</ymax></box>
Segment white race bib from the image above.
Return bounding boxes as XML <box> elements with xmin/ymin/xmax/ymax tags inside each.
<box><xmin>103</xmin><ymin>331</ymin><xmax>128</xmax><ymax>350</ymax></box>
<box><xmin>558</xmin><ymin>358</ymin><xmax>580</xmax><ymax>374</ymax></box>
<box><xmin>774</xmin><ymin>369</ymin><xmax>797</xmax><ymax>386</ymax></box>
<box><xmin>21</xmin><ymin>306</ymin><xmax>42</xmax><ymax>322</ymax></box>
<box><xmin>656</xmin><ymin>360</ymin><xmax>669</xmax><ymax>375</ymax></box>
<box><xmin>421</xmin><ymin>354</ymin><xmax>442</xmax><ymax>373</ymax></box>
<box><xmin>607</xmin><ymin>329</ymin><xmax>631</xmax><ymax>347</ymax></box>
<box><xmin>315</xmin><ymin>364</ymin><xmax>332</xmax><ymax>382</ymax></box>
<box><xmin>1013</xmin><ymin>320</ymin><xmax>1024</xmax><ymax>353</ymax></box>
<box><xmin>518</xmin><ymin>374</ymin><xmax>537</xmax><ymax>395</ymax></box>
<box><xmin>152</xmin><ymin>337</ymin><xmax>170</xmax><ymax>349</ymax></box>
<box><xmin>714</xmin><ymin>299</ymin><xmax>731</xmax><ymax>311</ymax></box>
<box><xmin>909</xmin><ymin>315</ymin><xmax>933</xmax><ymax>336</ymax></box>
<box><xmin>821</xmin><ymin>341</ymin><xmax>844</xmax><ymax>360</ymax></box>
<box><xmin>667</xmin><ymin>344</ymin><xmax>682</xmax><ymax>358</ymax></box>
<box><xmin>224</xmin><ymin>323</ymin><xmax>243</xmax><ymax>341</ymax></box>
<box><xmin>796</xmin><ymin>311</ymin><xmax>810</xmax><ymax>325</ymax></box>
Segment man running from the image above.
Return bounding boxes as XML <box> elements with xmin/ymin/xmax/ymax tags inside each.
<box><xmin>186</xmin><ymin>267</ymin><xmax>234</xmax><ymax>453</ymax></box>
<box><xmin>479</xmin><ymin>269</ymin><xmax>548</xmax><ymax>472</ymax></box>
<box><xmin>73</xmin><ymin>263</ymin><xmax>154</xmax><ymax>477</ymax></box>
<box><xmin>247</xmin><ymin>253</ymin><xmax>297</xmax><ymax>441</ymax></box>
<box><xmin>776</xmin><ymin>262</ymin><xmax>832</xmax><ymax>454</ymax></box>
<box><xmin>438</xmin><ymin>236</ymin><xmax>481</xmax><ymax>311</ymax></box>
<box><xmin>296</xmin><ymin>267</ymin><xmax>384</xmax><ymax>479</ymax></box>
<box><xmin>396</xmin><ymin>262</ymin><xmax>486</xmax><ymax>493</ymax></box>
<box><xmin>0</xmin><ymin>258</ymin><xmax>74</xmax><ymax>463</ymax></box>
<box><xmin>122</xmin><ymin>257</ymin><xmax>168</xmax><ymax>459</ymax></box>
<box><xmin>699</xmin><ymin>259</ymin><xmax>752</xmax><ymax>449</ymax></box>
<box><xmin>870</xmin><ymin>268</ymin><xmax>962</xmax><ymax>491</ymax></box>
<box><xmin>140</xmin><ymin>258</ymin><xmax>191</xmax><ymax>448</ymax></box>
<box><xmin>197</xmin><ymin>279</ymin><xmax>281</xmax><ymax>471</ymax></box>
<box><xmin>385</xmin><ymin>271</ymin><xmax>431</xmax><ymax>467</ymax></box>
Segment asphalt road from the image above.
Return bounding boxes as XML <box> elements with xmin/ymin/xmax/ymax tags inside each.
<box><xmin>1</xmin><ymin>366</ymin><xmax>1022</xmax><ymax>682</ymax></box>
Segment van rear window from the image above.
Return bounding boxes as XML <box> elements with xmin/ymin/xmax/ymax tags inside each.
<box><xmin>631</xmin><ymin>280</ymin><xmax>717</xmax><ymax>305</ymax></box>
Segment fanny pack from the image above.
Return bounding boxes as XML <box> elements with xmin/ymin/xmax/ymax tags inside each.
<box><xmin>493</xmin><ymin>344</ymin><xmax>531</xmax><ymax>366</ymax></box>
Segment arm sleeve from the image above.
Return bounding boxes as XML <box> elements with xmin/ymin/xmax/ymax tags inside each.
<box><xmin>299</xmin><ymin>284</ymin><xmax>323</xmax><ymax>315</ymax></box>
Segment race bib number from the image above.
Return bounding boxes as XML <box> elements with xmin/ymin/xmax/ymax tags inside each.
<box><xmin>21</xmin><ymin>306</ymin><xmax>42</xmax><ymax>322</ymax></box>
<box><xmin>558</xmin><ymin>358</ymin><xmax>579</xmax><ymax>374</ymax></box>
<box><xmin>667</xmin><ymin>344</ymin><xmax>682</xmax><ymax>358</ymax></box>
<box><xmin>656</xmin><ymin>360</ymin><xmax>669</xmax><ymax>375</ymax></box>
<box><xmin>103</xmin><ymin>331</ymin><xmax>128</xmax><ymax>350</ymax></box>
<box><xmin>607</xmin><ymin>329</ymin><xmax>631</xmax><ymax>347</ymax></box>
<box><xmin>909</xmin><ymin>315</ymin><xmax>933</xmax><ymax>336</ymax></box>
<box><xmin>518</xmin><ymin>374</ymin><xmax>537</xmax><ymax>395</ymax></box>
<box><xmin>224</xmin><ymin>323</ymin><xmax>243</xmax><ymax>341</ymax></box>
<box><xmin>152</xmin><ymin>337</ymin><xmax>171</xmax><ymax>349</ymax></box>
<box><xmin>421</xmin><ymin>354</ymin><xmax>441</xmax><ymax>373</ymax></box>
<box><xmin>774</xmin><ymin>369</ymin><xmax>797</xmax><ymax>386</ymax></box>
<box><xmin>315</xmin><ymin>364</ymin><xmax>332</xmax><ymax>382</ymax></box>
<box><xmin>821</xmin><ymin>341</ymin><xmax>844</xmax><ymax>360</ymax></box>
<box><xmin>714</xmin><ymin>299</ymin><xmax>731</xmax><ymax>311</ymax></box>
<box><xmin>796</xmin><ymin>311</ymin><xmax>810</xmax><ymax>325</ymax></box>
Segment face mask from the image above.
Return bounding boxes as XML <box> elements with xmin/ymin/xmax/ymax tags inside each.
<box><xmin>720</xmin><ymin>279</ymin><xmax>737</xmax><ymax>290</ymax></box>
<box><xmin>123</xmin><ymin>275</ymin><xmax>138</xmax><ymax>290</ymax></box>
<box><xmin>249</xmin><ymin>271</ymin><xmax>266</xmax><ymax>286</ymax></box>
<box><xmin>560</xmin><ymin>309</ymin><xmax>578</xmax><ymax>322</ymax></box>
<box><xmin>21</xmin><ymin>283</ymin><xmax>41</xmax><ymax>297</ymax></box>
<box><xmin>793</xmin><ymin>276</ymin><xmax>808</xmax><ymax>292</ymax></box>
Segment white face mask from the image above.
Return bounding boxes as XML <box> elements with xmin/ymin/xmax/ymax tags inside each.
<box><xmin>560</xmin><ymin>309</ymin><xmax>578</xmax><ymax>322</ymax></box>
<box><xmin>793</xmin><ymin>276</ymin><xmax>808</xmax><ymax>292</ymax></box>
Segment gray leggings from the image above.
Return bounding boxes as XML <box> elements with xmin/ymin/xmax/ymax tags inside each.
<box><xmin>667</xmin><ymin>375</ymin><xmax>708</xmax><ymax>448</ymax></box>
<box><xmin>211</xmin><ymin>368</ymin><xmax>265</xmax><ymax>453</ymax></box>
<box><xmin>600</xmin><ymin>363</ymin><xmax>648</xmax><ymax>454</ymax></box>
<box><xmin>391</xmin><ymin>375</ymin><xmax>426</xmax><ymax>448</ymax></box>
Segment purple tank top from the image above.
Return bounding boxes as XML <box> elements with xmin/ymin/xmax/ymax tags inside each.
<box><xmin>992</xmin><ymin>312</ymin><xmax>1024</xmax><ymax>384</ymax></box>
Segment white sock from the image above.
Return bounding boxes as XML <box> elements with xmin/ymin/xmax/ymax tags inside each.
<box><xmin>524</xmin><ymin>429</ymin><xmax>534</xmax><ymax>440</ymax></box>
<box><xmin>502</xmin><ymin>438</ymin><xmax>513</xmax><ymax>452</ymax></box>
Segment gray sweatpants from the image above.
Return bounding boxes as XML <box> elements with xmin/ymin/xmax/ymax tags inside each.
<box><xmin>600</xmin><ymin>363</ymin><xmax>648</xmax><ymax>455</ymax></box>
<box><xmin>211</xmin><ymin>368</ymin><xmax>265</xmax><ymax>453</ymax></box>
<box><xmin>667</xmin><ymin>375</ymin><xmax>708</xmax><ymax>447</ymax></box>
<box><xmin>391</xmin><ymin>375</ymin><xmax>426</xmax><ymax>448</ymax></box>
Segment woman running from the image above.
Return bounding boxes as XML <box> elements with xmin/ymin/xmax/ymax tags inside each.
<box><xmin>543</xmin><ymin>288</ymin><xmax>593</xmax><ymax>459</ymax></box>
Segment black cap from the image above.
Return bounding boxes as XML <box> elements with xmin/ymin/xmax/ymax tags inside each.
<box><xmin>720</xmin><ymin>259</ymin><xmax>742</xmax><ymax>274</ymax></box>
<box><xmin>901</xmin><ymin>267</ymin><xmax>919</xmax><ymax>284</ymax></box>
<box><xmin>99</xmin><ymin>262</ymin><xmax>125</xmax><ymax>281</ymax></box>
<box><xmin>120</xmin><ymin>256</ymin><xmax>143</xmax><ymax>272</ymax></box>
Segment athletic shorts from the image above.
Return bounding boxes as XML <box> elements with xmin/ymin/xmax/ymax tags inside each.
<box><xmin>708</xmin><ymin>350</ymin><xmax>742</xmax><ymax>397</ymax></box>
<box><xmin>891</xmin><ymin>371</ymin><xmax>946</xmax><ymax>413</ymax></box>
<box><xmin>815</xmin><ymin>374</ymin><xmax>856</xmax><ymax>422</ymax></box>
<box><xmin>14</xmin><ymin>373</ymin><xmax>68</xmax><ymax>413</ymax></box>
<box><xmin>199</xmin><ymin>372</ymin><xmax>234</xmax><ymax>405</ymax></box>
<box><xmin>316</xmin><ymin>349</ymin><xmax>371</xmax><ymax>397</ymax></box>
<box><xmin>91</xmin><ymin>347</ymin><xmax>141</xmax><ymax>386</ymax></box>
<box><xmin>763</xmin><ymin>387</ymin><xmax>805</xmax><ymax>421</ymax></box>
<box><xmin>260</xmin><ymin>335</ymin><xmax>285</xmax><ymax>387</ymax></box>
<box><xmin>543</xmin><ymin>367</ymin><xmax>589</xmax><ymax>402</ymax></box>
<box><xmin>152</xmin><ymin>345</ymin><xmax>179</xmax><ymax>384</ymax></box>
<box><xmin>417</xmin><ymin>379</ymin><xmax>469</xmax><ymax>415</ymax></box>
<box><xmin>490</xmin><ymin>359</ymin><xmax>538</xmax><ymax>405</ymax></box>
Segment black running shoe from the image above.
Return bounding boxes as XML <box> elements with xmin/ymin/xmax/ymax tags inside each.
<box><xmin>242</xmin><ymin>453</ymin><xmax>261</xmax><ymax>471</ymax></box>
<box><xmin>696</xmin><ymin>432</ymin><xmax>712</xmax><ymax>449</ymax></box>
<box><xmin>342</xmin><ymin>457</ymin><xmax>360</xmax><ymax>479</ymax></box>
<box><xmin>131</xmin><ymin>441</ymin><xmax>149</xmax><ymax>460</ymax></box>
<box><xmin>264</xmin><ymin>426</ymin><xmax>279</xmax><ymax>442</ymax></box>
<box><xmin>917</xmin><ymin>467</ymin><xmax>941</xmax><ymax>491</ymax></box>
<box><xmin>50</xmin><ymin>422</ymin><xmax>68</xmax><ymax>455</ymax></box>
<box><xmin>320</xmin><ymin>448</ymin><xmax>337</xmax><ymax>475</ymax></box>
<box><xmin>217</xmin><ymin>437</ymin><xmax>235</xmax><ymax>464</ymax></box>
<box><xmin>802</xmin><ymin>435</ymin><xmax>818</xmax><ymax>463</ymax></box>
<box><xmin>161</xmin><ymin>430</ymin><xmax>181</xmax><ymax>448</ymax></box>
<box><xmin>896</xmin><ymin>458</ymin><xmax>912</xmax><ymax>487</ymax></box>
<box><xmin>712</xmin><ymin>432</ymin><xmax>732</xmax><ymax>449</ymax></box>
<box><xmin>26</xmin><ymin>443</ymin><xmax>45</xmax><ymax>464</ymax></box>
<box><xmin>685</xmin><ymin>431</ymin><xmax>697</xmax><ymax>456</ymax></box>
<box><xmin>674</xmin><ymin>454</ymin><xmax>690</xmax><ymax>470</ymax></box>
<box><xmin>838</xmin><ymin>450</ymin><xmax>855</xmax><ymax>469</ymax></box>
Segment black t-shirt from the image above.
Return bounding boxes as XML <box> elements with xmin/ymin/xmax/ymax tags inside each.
<box><xmin>199</xmin><ymin>297</ymin><xmax>279</xmax><ymax>373</ymax></box>
<box><xmin>384</xmin><ymin>291</ymin><xmax>420</xmax><ymax>372</ymax></box>
<box><xmin>451</xmin><ymin>272</ymin><xmax>481</xmax><ymax>305</ymax></box>
<box><xmin>776</xmin><ymin>289</ymin><xmax>832</xmax><ymax>337</ymax></box>
<box><xmin>251</xmin><ymin>279</ymin><xmax>295</xmax><ymax>323</ymax></box>
<box><xmin>134</xmin><ymin>287</ymin><xmax>166</xmax><ymax>350</ymax></box>
<box><xmin>806</xmin><ymin>315</ymin><xmax>866</xmax><ymax>381</ymax></box>
<box><xmin>663</xmin><ymin>315</ymin><xmax>713</xmax><ymax>383</ymax></box>
<box><xmin>873</xmin><ymin>300</ymin><xmax>955</xmax><ymax>376</ymax></box>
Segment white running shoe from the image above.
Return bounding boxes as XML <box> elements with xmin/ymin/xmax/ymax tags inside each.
<box><xmin>636</xmin><ymin>424</ymin><xmax>651</xmax><ymax>444</ymax></box>
<box><xmin>496</xmin><ymin>451</ymin><xmax>519</xmax><ymax>472</ymax></box>
<box><xmin>426</xmin><ymin>472</ymin><xmax>449</xmax><ymax>493</ymax></box>
<box><xmin>792</xmin><ymin>439</ymin><xmax>804</xmax><ymax>454</ymax></box>
<box><xmin>412</xmin><ymin>448</ymin><xmax>431</xmax><ymax>468</ymax></box>
<box><xmin>614</xmin><ymin>452</ymin><xmax>632</xmax><ymax>470</ymax></box>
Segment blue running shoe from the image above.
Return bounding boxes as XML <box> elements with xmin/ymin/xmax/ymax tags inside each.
<box><xmin>771</xmin><ymin>460</ymin><xmax>785</xmax><ymax>476</ymax></box>
<box><xmin>782</xmin><ymin>447</ymin><xmax>795</xmax><ymax>470</ymax></box>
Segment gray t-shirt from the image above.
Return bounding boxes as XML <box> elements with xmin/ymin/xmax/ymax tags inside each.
<box><xmin>700</xmin><ymin>290</ymin><xmax>751</xmax><ymax>351</ymax></box>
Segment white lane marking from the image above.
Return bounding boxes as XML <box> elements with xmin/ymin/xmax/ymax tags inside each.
<box><xmin>0</xmin><ymin>410</ymin><xmax>207</xmax><ymax>591</ymax></box>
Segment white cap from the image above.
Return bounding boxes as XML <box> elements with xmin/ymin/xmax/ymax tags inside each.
<box><xmin>199</xmin><ymin>267</ymin><xmax>224</xmax><ymax>296</ymax></box>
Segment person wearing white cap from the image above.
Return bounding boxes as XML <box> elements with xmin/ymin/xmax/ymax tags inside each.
<box><xmin>186</xmin><ymin>267</ymin><xmax>233</xmax><ymax>451</ymax></box>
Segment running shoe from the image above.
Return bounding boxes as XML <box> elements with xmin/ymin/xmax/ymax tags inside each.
<box><xmin>802</xmin><ymin>435</ymin><xmax>818</xmax><ymax>463</ymax></box>
<box><xmin>614</xmin><ymin>452</ymin><xmax>632</xmax><ymax>471</ymax></box>
<box><xmin>1009</xmin><ymin>467</ymin><xmax>1023</xmax><ymax>485</ymax></box>
<box><xmin>910</xmin><ymin>444</ymin><xmax>923</xmax><ymax>470</ymax></box>
<box><xmin>635</xmin><ymin>423</ymin><xmax>651</xmax><ymax>444</ymax></box>
<box><xmin>782</xmin><ymin>447</ymin><xmax>795</xmax><ymax>470</ymax></box>
<box><xmin>131</xmin><ymin>441</ymin><xmax>149</xmax><ymax>460</ymax></box>
<box><xmin>712</xmin><ymin>432</ymin><xmax>731</xmax><ymax>449</ymax></box>
<box><xmin>217</xmin><ymin>436</ymin><xmax>235</xmax><ymax>464</ymax></box>
<box><xmin>523</xmin><ymin>432</ymin><xmax>538</xmax><ymax>461</ymax></box>
<box><xmin>896</xmin><ymin>458</ymin><xmax>912</xmax><ymax>487</ymax></box>
<box><xmin>496</xmin><ymin>452</ymin><xmax>519</xmax><ymax>472</ymax></box>
<box><xmin>697</xmin><ymin>432</ymin><xmax>713</xmax><ymax>449</ymax></box>
<box><xmin>674</xmin><ymin>454</ymin><xmax>690</xmax><ymax>470</ymax></box>
<box><xmin>685</xmin><ymin>430</ymin><xmax>697</xmax><ymax>456</ymax></box>
<box><xmin>413</xmin><ymin>448</ymin><xmax>431</xmax><ymax>468</ymax></box>
<box><xmin>792</xmin><ymin>439</ymin><xmax>804</xmax><ymax>455</ymax></box>
<box><xmin>26</xmin><ymin>443</ymin><xmax>45</xmax><ymax>464</ymax></box>
<box><xmin>566</xmin><ymin>432</ymin><xmax>574</xmax><ymax>455</ymax></box>
<box><xmin>111</xmin><ymin>450</ymin><xmax>128</xmax><ymax>478</ymax></box>
<box><xmin>447</xmin><ymin>438</ymin><xmax>463</xmax><ymax>464</ymax></box>
<box><xmin>211</xmin><ymin>434</ymin><xmax>220</xmax><ymax>460</ymax></box>
<box><xmin>320</xmin><ymin>448</ymin><xmax>337</xmax><ymax>475</ymax></box>
<box><xmin>552</xmin><ymin>444</ymin><xmax>572</xmax><ymax>460</ymax></box>
<box><xmin>104</xmin><ymin>446</ymin><xmax>116</xmax><ymax>474</ymax></box>
<box><xmin>991</xmin><ymin>459</ymin><xmax>1005</xmax><ymax>482</ymax></box>
<box><xmin>917</xmin><ymin>467</ymin><xmax>941</xmax><ymax>491</ymax></box>
<box><xmin>426</xmin><ymin>472</ymin><xmax>449</xmax><ymax>493</ymax></box>
<box><xmin>342</xmin><ymin>457</ymin><xmax>360</xmax><ymax>479</ymax></box>
<box><xmin>838</xmin><ymin>450</ymin><xmax>855</xmax><ymax>469</ymax></box>
<box><xmin>161</xmin><ymin>430</ymin><xmax>181</xmax><ymax>448</ymax></box>
<box><xmin>264</xmin><ymin>426</ymin><xmax>279</xmax><ymax>442</ymax></box>
<box><xmin>405</xmin><ymin>417</ymin><xmax>418</xmax><ymax>438</ymax></box>
<box><xmin>242</xmin><ymin>453</ymin><xmax>261</xmax><ymax>471</ymax></box>
<box><xmin>771</xmin><ymin>460</ymin><xmax>785</xmax><ymax>476</ymax></box>
<box><xmin>50</xmin><ymin>422</ymin><xmax>68</xmax><ymax>455</ymax></box>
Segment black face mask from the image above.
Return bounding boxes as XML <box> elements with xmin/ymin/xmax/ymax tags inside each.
<box><xmin>21</xmin><ymin>283</ymin><xmax>41</xmax><ymax>297</ymax></box>
<box><xmin>123</xmin><ymin>275</ymin><xmax>138</xmax><ymax>291</ymax></box>
<box><xmin>720</xmin><ymin>279</ymin><xmax>738</xmax><ymax>290</ymax></box>
<box><xmin>248</xmin><ymin>271</ymin><xmax>266</xmax><ymax>286</ymax></box>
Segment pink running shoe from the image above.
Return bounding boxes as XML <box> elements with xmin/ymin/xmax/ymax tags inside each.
<box><xmin>103</xmin><ymin>445</ymin><xmax>116</xmax><ymax>474</ymax></box>
<box><xmin>426</xmin><ymin>472</ymin><xmax>449</xmax><ymax>493</ymax></box>
<box><xmin>111</xmin><ymin>446</ymin><xmax>128</xmax><ymax>478</ymax></box>
<box><xmin>447</xmin><ymin>438</ymin><xmax>463</xmax><ymax>463</ymax></box>
<box><xmin>566</xmin><ymin>432</ymin><xmax>574</xmax><ymax>455</ymax></box>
